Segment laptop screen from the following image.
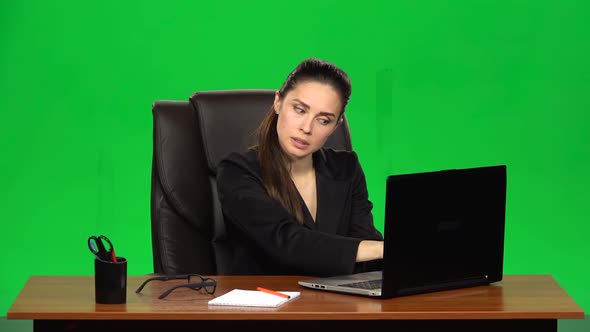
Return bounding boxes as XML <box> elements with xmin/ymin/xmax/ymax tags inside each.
<box><xmin>381</xmin><ymin>165</ymin><xmax>507</xmax><ymax>294</ymax></box>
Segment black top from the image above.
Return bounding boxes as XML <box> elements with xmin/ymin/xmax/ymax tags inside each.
<box><xmin>216</xmin><ymin>148</ymin><xmax>383</xmax><ymax>277</ymax></box>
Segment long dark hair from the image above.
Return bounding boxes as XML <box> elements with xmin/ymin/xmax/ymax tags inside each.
<box><xmin>255</xmin><ymin>58</ymin><xmax>352</xmax><ymax>224</ymax></box>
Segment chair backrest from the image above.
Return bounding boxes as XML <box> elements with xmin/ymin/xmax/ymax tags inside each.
<box><xmin>150</xmin><ymin>89</ymin><xmax>353</xmax><ymax>275</ymax></box>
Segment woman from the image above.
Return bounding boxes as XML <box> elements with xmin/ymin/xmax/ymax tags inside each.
<box><xmin>216</xmin><ymin>58</ymin><xmax>383</xmax><ymax>277</ymax></box>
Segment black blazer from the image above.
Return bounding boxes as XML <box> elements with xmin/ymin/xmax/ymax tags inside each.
<box><xmin>216</xmin><ymin>148</ymin><xmax>383</xmax><ymax>277</ymax></box>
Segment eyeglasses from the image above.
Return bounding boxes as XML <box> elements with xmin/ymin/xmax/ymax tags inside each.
<box><xmin>135</xmin><ymin>274</ymin><xmax>217</xmax><ymax>299</ymax></box>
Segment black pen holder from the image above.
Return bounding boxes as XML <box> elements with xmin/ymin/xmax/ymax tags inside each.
<box><xmin>94</xmin><ymin>257</ymin><xmax>127</xmax><ymax>304</ymax></box>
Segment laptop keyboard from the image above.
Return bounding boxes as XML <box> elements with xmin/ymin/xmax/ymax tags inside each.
<box><xmin>338</xmin><ymin>279</ymin><xmax>382</xmax><ymax>290</ymax></box>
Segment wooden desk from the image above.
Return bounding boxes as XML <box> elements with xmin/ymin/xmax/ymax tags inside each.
<box><xmin>7</xmin><ymin>274</ymin><xmax>584</xmax><ymax>332</ymax></box>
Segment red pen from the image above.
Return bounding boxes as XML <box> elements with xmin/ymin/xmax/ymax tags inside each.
<box><xmin>111</xmin><ymin>249</ymin><xmax>118</xmax><ymax>263</ymax></box>
<box><xmin>256</xmin><ymin>287</ymin><xmax>290</xmax><ymax>299</ymax></box>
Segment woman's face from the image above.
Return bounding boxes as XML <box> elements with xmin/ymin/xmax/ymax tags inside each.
<box><xmin>274</xmin><ymin>81</ymin><xmax>342</xmax><ymax>162</ymax></box>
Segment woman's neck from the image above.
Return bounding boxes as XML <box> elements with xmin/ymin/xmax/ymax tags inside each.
<box><xmin>288</xmin><ymin>155</ymin><xmax>314</xmax><ymax>177</ymax></box>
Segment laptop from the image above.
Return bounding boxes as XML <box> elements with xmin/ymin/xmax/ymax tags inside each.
<box><xmin>298</xmin><ymin>165</ymin><xmax>507</xmax><ymax>298</ymax></box>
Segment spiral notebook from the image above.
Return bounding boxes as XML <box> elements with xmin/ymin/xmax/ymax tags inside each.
<box><xmin>208</xmin><ymin>289</ymin><xmax>301</xmax><ymax>308</ymax></box>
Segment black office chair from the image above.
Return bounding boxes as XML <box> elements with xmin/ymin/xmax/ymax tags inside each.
<box><xmin>150</xmin><ymin>90</ymin><xmax>353</xmax><ymax>275</ymax></box>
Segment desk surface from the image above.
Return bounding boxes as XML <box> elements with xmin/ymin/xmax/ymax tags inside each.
<box><xmin>7</xmin><ymin>274</ymin><xmax>584</xmax><ymax>321</ymax></box>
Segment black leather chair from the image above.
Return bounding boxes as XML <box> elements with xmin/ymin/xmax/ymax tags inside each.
<box><xmin>150</xmin><ymin>89</ymin><xmax>353</xmax><ymax>275</ymax></box>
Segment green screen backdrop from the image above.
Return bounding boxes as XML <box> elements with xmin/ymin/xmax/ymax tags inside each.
<box><xmin>1</xmin><ymin>0</ymin><xmax>588</xmax><ymax>316</ymax></box>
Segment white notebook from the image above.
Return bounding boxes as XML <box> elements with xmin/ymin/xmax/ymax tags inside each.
<box><xmin>208</xmin><ymin>289</ymin><xmax>301</xmax><ymax>308</ymax></box>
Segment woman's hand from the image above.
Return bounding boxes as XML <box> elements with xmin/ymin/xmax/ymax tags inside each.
<box><xmin>356</xmin><ymin>240</ymin><xmax>384</xmax><ymax>262</ymax></box>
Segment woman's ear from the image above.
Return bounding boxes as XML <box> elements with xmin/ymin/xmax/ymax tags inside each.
<box><xmin>330</xmin><ymin>115</ymin><xmax>344</xmax><ymax>135</ymax></box>
<box><xmin>273</xmin><ymin>91</ymin><xmax>281</xmax><ymax>114</ymax></box>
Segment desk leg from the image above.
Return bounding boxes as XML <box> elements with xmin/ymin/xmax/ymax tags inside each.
<box><xmin>35</xmin><ymin>319</ymin><xmax>558</xmax><ymax>332</ymax></box>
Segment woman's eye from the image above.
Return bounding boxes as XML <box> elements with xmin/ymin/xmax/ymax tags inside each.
<box><xmin>294</xmin><ymin>107</ymin><xmax>305</xmax><ymax>114</ymax></box>
<box><xmin>318</xmin><ymin>118</ymin><xmax>331</xmax><ymax>125</ymax></box>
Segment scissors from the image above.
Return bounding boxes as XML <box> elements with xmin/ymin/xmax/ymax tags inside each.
<box><xmin>88</xmin><ymin>235</ymin><xmax>117</xmax><ymax>262</ymax></box>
